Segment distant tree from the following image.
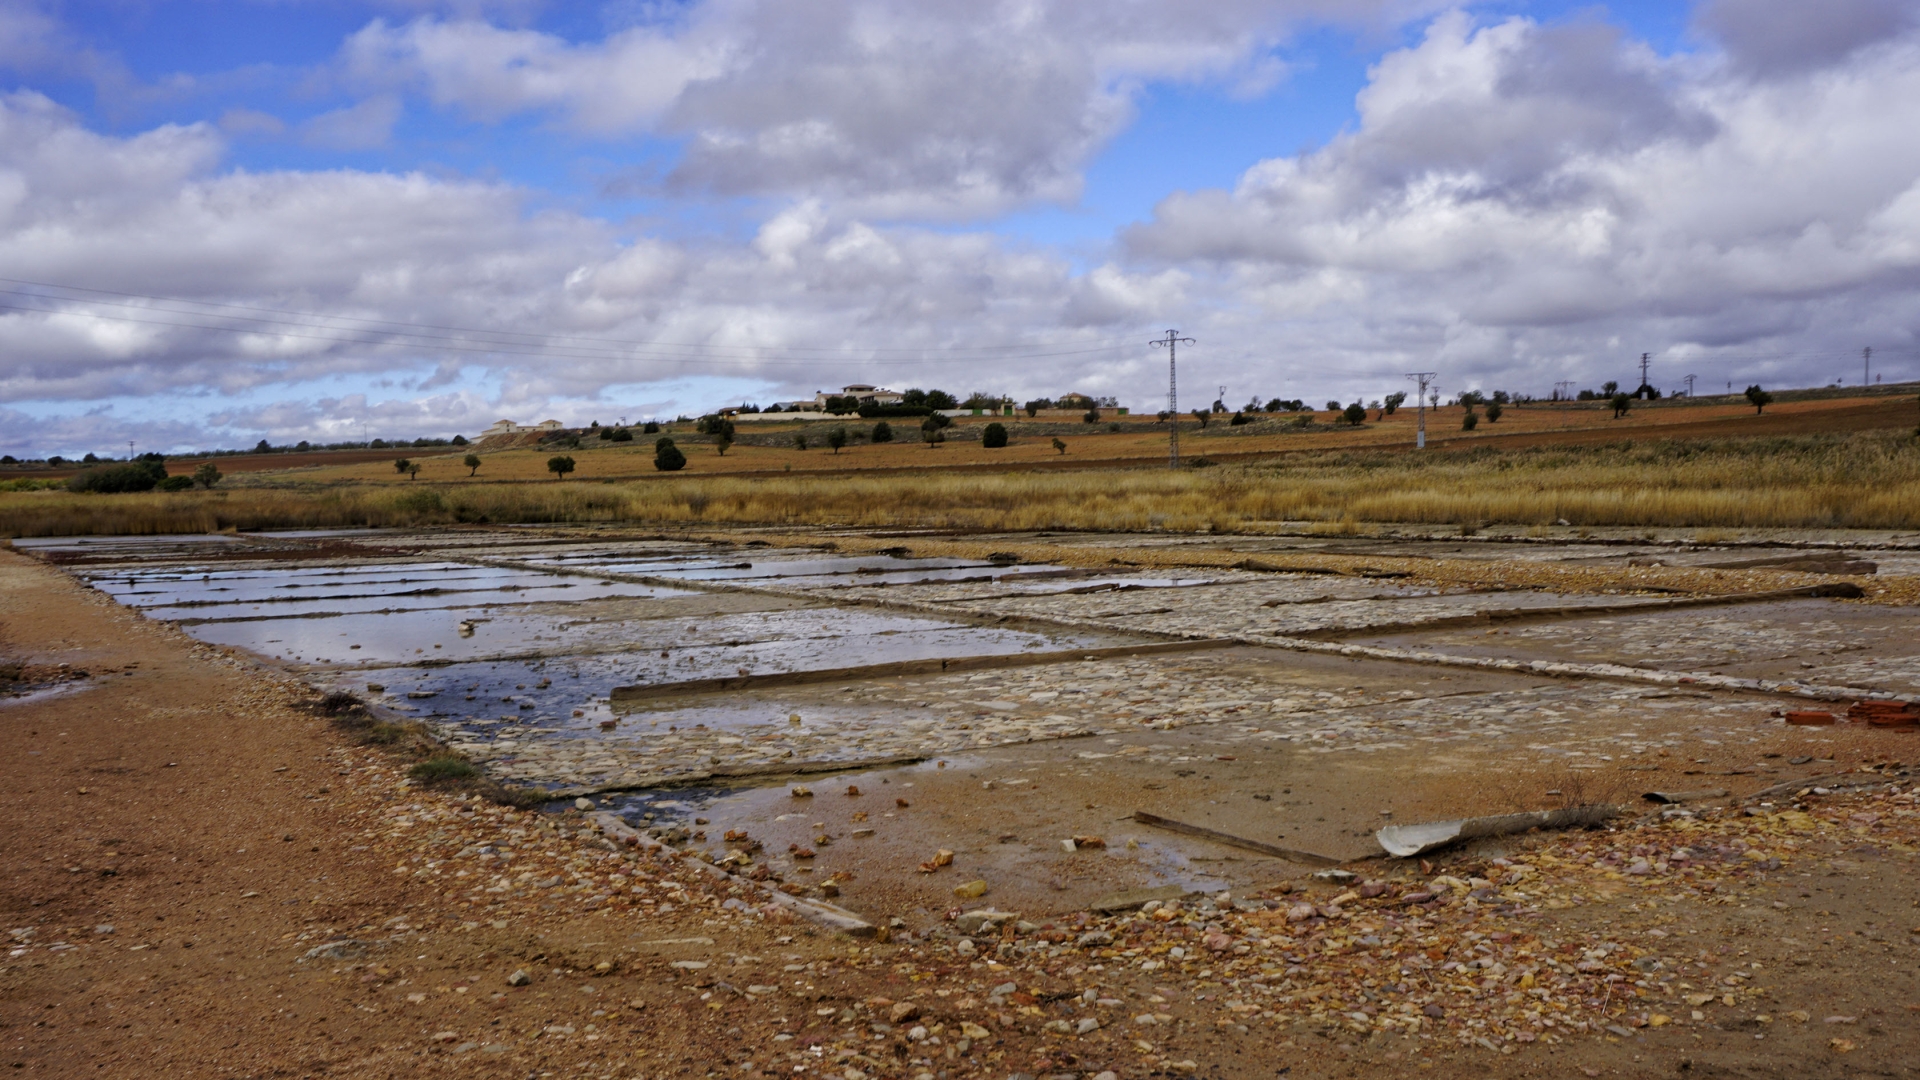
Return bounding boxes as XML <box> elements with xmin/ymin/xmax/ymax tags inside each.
<box><xmin>1611</xmin><ymin>392</ymin><xmax>1632</xmax><ymax>419</ymax></box>
<box><xmin>826</xmin><ymin>426</ymin><xmax>848</xmax><ymax>454</ymax></box>
<box><xmin>192</xmin><ymin>462</ymin><xmax>222</xmax><ymax>489</ymax></box>
<box><xmin>1461</xmin><ymin>409</ymin><xmax>1479</xmax><ymax>431</ymax></box>
<box><xmin>1051</xmin><ymin>437</ymin><xmax>1067</xmax><ymax>455</ymax></box>
<box><xmin>1486</xmin><ymin>401</ymin><xmax>1504</xmax><ymax>423</ymax></box>
<box><xmin>900</xmin><ymin>389</ymin><xmax>928</xmax><ymax>407</ymax></box>
<box><xmin>463</xmin><ymin>453</ymin><xmax>482</xmax><ymax>477</ymax></box>
<box><xmin>920</xmin><ymin>413</ymin><xmax>950</xmax><ymax>448</ymax></box>
<box><xmin>1023</xmin><ymin>400</ymin><xmax>1044</xmax><ymax>417</ymax></box>
<box><xmin>369</xmin><ymin>438</ymin><xmax>388</xmax><ymax>449</ymax></box>
<box><xmin>67</xmin><ymin>461</ymin><xmax>166</xmax><ymax>493</ymax></box>
<box><xmin>1343</xmin><ymin>402</ymin><xmax>1367</xmax><ymax>426</ymax></box>
<box><xmin>83</xmin><ymin>452</ymin><xmax>99</xmax><ymax>463</ymax></box>
<box><xmin>1264</xmin><ymin>398</ymin><xmax>1285</xmax><ymax>412</ymax></box>
<box><xmin>1745</xmin><ymin>385</ymin><xmax>1774</xmax><ymax>414</ymax></box>
<box><xmin>1325</xmin><ymin>400</ymin><xmax>1342</xmax><ymax>413</ymax></box>
<box><xmin>547</xmin><ymin>455</ymin><xmax>575</xmax><ymax>479</ymax></box>
<box><xmin>1083</xmin><ymin>409</ymin><xmax>1100</xmax><ymax>424</ymax></box>
<box><xmin>1192</xmin><ymin>409</ymin><xmax>1209</xmax><ymax>429</ymax></box>
<box><xmin>1602</xmin><ymin>381</ymin><xmax>1619</xmax><ymax>396</ymax></box>
<box><xmin>393</xmin><ymin>458</ymin><xmax>411</xmax><ymax>475</ymax></box>
<box><xmin>450</xmin><ymin>434</ymin><xmax>468</xmax><ymax>446</ymax></box>
<box><xmin>1491</xmin><ymin>390</ymin><xmax>1511</xmax><ymax>405</ymax></box>
<box><xmin>981</xmin><ymin>422</ymin><xmax>1008</xmax><ymax>448</ymax></box>
<box><xmin>609</xmin><ymin>426</ymin><xmax>632</xmax><ymax>442</ymax></box>
<box><xmin>254</xmin><ymin>440</ymin><xmax>272</xmax><ymax>453</ymax></box>
<box><xmin>924</xmin><ymin>389</ymin><xmax>958</xmax><ymax>410</ymax></box>
<box><xmin>653</xmin><ymin>440</ymin><xmax>685</xmax><ymax>472</ymax></box>
<box><xmin>295</xmin><ymin>440</ymin><xmax>311</xmax><ymax>451</ymax></box>
<box><xmin>1229</xmin><ymin>412</ymin><xmax>1251</xmax><ymax>426</ymax></box>
<box><xmin>792</xmin><ymin>433</ymin><xmax>808</xmax><ymax>451</ymax></box>
<box><xmin>407</xmin><ymin>462</ymin><xmax>421</xmax><ymax>480</ymax></box>
<box><xmin>871</xmin><ymin>421</ymin><xmax>892</xmax><ymax>443</ymax></box>
<box><xmin>643</xmin><ymin>421</ymin><xmax>660</xmax><ymax>434</ymax></box>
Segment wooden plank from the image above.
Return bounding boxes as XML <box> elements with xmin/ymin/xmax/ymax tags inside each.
<box><xmin>1130</xmin><ymin>810</ymin><xmax>1342</xmax><ymax>867</ymax></box>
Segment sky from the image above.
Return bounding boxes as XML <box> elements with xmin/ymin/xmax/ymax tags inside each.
<box><xmin>1</xmin><ymin>0</ymin><xmax>1917</xmax><ymax>457</ymax></box>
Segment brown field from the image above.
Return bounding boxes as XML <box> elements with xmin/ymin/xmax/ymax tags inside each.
<box><xmin>259</xmin><ymin>392</ymin><xmax>1920</xmax><ymax>486</ymax></box>
<box><xmin>2</xmin><ymin>389</ymin><xmax>1917</xmax><ymax>538</ymax></box>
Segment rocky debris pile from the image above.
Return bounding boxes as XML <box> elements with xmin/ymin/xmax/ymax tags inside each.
<box><xmin>261</xmin><ymin>721</ymin><xmax>1915</xmax><ymax>1072</ymax></box>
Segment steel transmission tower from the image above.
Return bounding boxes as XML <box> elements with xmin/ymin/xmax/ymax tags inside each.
<box><xmin>1408</xmin><ymin>372</ymin><xmax>1437</xmax><ymax>448</ymax></box>
<box><xmin>1151</xmin><ymin>330</ymin><xmax>1194</xmax><ymax>468</ymax></box>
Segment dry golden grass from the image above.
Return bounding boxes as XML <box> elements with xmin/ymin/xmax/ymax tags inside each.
<box><xmin>3</xmin><ymin>430</ymin><xmax>1918</xmax><ymax>538</ymax></box>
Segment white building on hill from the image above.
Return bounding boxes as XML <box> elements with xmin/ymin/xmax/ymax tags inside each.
<box><xmin>481</xmin><ymin>418</ymin><xmax>565</xmax><ymax>437</ymax></box>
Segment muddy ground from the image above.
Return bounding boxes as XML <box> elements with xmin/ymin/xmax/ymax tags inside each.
<box><xmin>3</xmin><ymin>528</ymin><xmax>1918</xmax><ymax>1079</ymax></box>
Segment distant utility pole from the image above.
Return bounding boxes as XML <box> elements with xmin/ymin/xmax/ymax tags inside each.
<box><xmin>1553</xmin><ymin>380</ymin><xmax>1575</xmax><ymax>402</ymax></box>
<box><xmin>1864</xmin><ymin>347</ymin><xmax>1872</xmax><ymax>386</ymax></box>
<box><xmin>1151</xmin><ymin>329</ymin><xmax>1194</xmax><ymax>469</ymax></box>
<box><xmin>1684</xmin><ymin>374</ymin><xmax>1696</xmax><ymax>398</ymax></box>
<box><xmin>127</xmin><ymin>440</ymin><xmax>135</xmax><ymax>460</ymax></box>
<box><xmin>1408</xmin><ymin>372</ymin><xmax>1437</xmax><ymax>449</ymax></box>
<box><xmin>1638</xmin><ymin>352</ymin><xmax>1651</xmax><ymax>394</ymax></box>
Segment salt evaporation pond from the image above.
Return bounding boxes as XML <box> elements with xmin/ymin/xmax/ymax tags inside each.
<box><xmin>28</xmin><ymin>531</ymin><xmax>1152</xmax><ymax>793</ymax></box>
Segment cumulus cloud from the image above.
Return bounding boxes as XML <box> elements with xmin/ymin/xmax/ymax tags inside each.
<box><xmin>340</xmin><ymin>0</ymin><xmax>1427</xmax><ymax>218</ymax></box>
<box><xmin>0</xmin><ymin>89</ymin><xmax>1140</xmax><ymax>454</ymax></box>
<box><xmin>1124</xmin><ymin>10</ymin><xmax>1920</xmax><ymax>390</ymax></box>
<box><xmin>300</xmin><ymin>94</ymin><xmax>402</xmax><ymax>150</ymax></box>
<box><xmin>1696</xmin><ymin>0</ymin><xmax>1917</xmax><ymax>77</ymax></box>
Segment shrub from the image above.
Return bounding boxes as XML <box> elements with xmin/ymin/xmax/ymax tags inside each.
<box><xmin>67</xmin><ymin>461</ymin><xmax>165</xmax><ymax>493</ymax></box>
<box><xmin>982</xmin><ymin>422</ymin><xmax>1008</xmax><ymax>448</ymax></box>
<box><xmin>408</xmin><ymin>755</ymin><xmax>479</xmax><ymax>784</ymax></box>
<box><xmin>1462</xmin><ymin>410</ymin><xmax>1479</xmax><ymax>431</ymax></box>
<box><xmin>192</xmin><ymin>462</ymin><xmax>222</xmax><ymax>489</ymax></box>
<box><xmin>547</xmin><ymin>455</ymin><xmax>576</xmax><ymax>479</ymax></box>
<box><xmin>610</xmin><ymin>426</ymin><xmax>632</xmax><ymax>442</ymax></box>
<box><xmin>1191</xmin><ymin>410</ymin><xmax>1208</xmax><ymax>429</ymax></box>
<box><xmin>1486</xmin><ymin>402</ymin><xmax>1504</xmax><ymax>423</ymax></box>
<box><xmin>1229</xmin><ymin>412</ymin><xmax>1250</xmax><ymax>426</ymax></box>
<box><xmin>158</xmin><ymin>475</ymin><xmax>194</xmax><ymax>491</ymax></box>
<box><xmin>871</xmin><ymin>421</ymin><xmax>892</xmax><ymax>443</ymax></box>
<box><xmin>1051</xmin><ymin>437</ymin><xmax>1067</xmax><ymax>454</ymax></box>
<box><xmin>643</xmin><ymin>420</ymin><xmax>660</xmax><ymax>433</ymax></box>
<box><xmin>654</xmin><ymin>441</ymin><xmax>686</xmax><ymax>471</ymax></box>
<box><xmin>1083</xmin><ymin>409</ymin><xmax>1100</xmax><ymax>424</ymax></box>
<box><xmin>1612</xmin><ymin>393</ymin><xmax>1632</xmax><ymax>419</ymax></box>
<box><xmin>792</xmin><ymin>433</ymin><xmax>808</xmax><ymax>451</ymax></box>
<box><xmin>1024</xmin><ymin>400</ymin><xmax>1043</xmax><ymax>417</ymax></box>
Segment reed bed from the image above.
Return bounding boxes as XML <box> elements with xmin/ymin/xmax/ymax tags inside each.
<box><xmin>3</xmin><ymin>432</ymin><xmax>1917</xmax><ymax>538</ymax></box>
